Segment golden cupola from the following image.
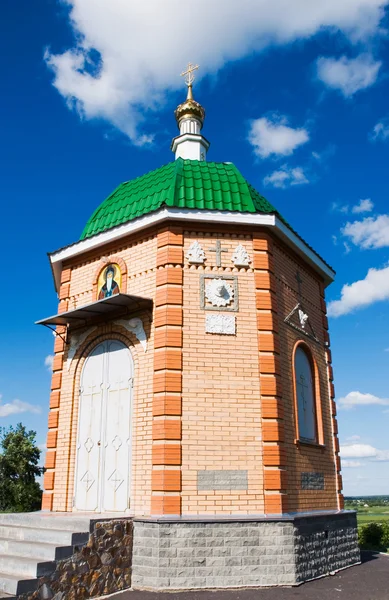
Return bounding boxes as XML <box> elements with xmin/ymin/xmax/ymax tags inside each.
<box><xmin>171</xmin><ymin>63</ymin><xmax>210</xmax><ymax>161</ymax></box>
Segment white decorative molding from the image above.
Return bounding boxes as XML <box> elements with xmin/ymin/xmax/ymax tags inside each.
<box><xmin>66</xmin><ymin>326</ymin><xmax>98</xmax><ymax>371</ymax></box>
<box><xmin>115</xmin><ymin>317</ymin><xmax>147</xmax><ymax>352</ymax></box>
<box><xmin>205</xmin><ymin>314</ymin><xmax>236</xmax><ymax>335</ymax></box>
<box><xmin>298</xmin><ymin>309</ymin><xmax>309</xmax><ymax>329</ymax></box>
<box><xmin>49</xmin><ymin>208</ymin><xmax>335</xmax><ymax>293</ymax></box>
<box><xmin>205</xmin><ymin>278</ymin><xmax>234</xmax><ymax>307</ymax></box>
<box><xmin>186</xmin><ymin>240</ymin><xmax>206</xmax><ymax>264</ymax></box>
<box><xmin>231</xmin><ymin>244</ymin><xmax>251</xmax><ymax>267</ymax></box>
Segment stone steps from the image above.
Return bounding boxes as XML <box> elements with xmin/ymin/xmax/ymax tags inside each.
<box><xmin>0</xmin><ymin>571</ymin><xmax>37</xmax><ymax>597</ymax></box>
<box><xmin>0</xmin><ymin>512</ymin><xmax>92</xmax><ymax>596</ymax></box>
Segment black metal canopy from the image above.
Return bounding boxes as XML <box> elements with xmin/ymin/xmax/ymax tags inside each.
<box><xmin>36</xmin><ymin>293</ymin><xmax>153</xmax><ymax>329</ymax></box>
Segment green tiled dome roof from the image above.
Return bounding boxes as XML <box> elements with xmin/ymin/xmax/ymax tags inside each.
<box><xmin>81</xmin><ymin>158</ymin><xmax>284</xmax><ymax>240</ymax></box>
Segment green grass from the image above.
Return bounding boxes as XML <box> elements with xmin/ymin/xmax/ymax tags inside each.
<box><xmin>357</xmin><ymin>513</ymin><xmax>389</xmax><ymax>525</ymax></box>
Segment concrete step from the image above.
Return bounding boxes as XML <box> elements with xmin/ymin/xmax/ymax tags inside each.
<box><xmin>0</xmin><ymin>513</ymin><xmax>92</xmax><ymax>533</ymax></box>
<box><xmin>0</xmin><ymin>524</ymin><xmax>88</xmax><ymax>546</ymax></box>
<box><xmin>0</xmin><ymin>571</ymin><xmax>37</xmax><ymax>596</ymax></box>
<box><xmin>0</xmin><ymin>538</ymin><xmax>73</xmax><ymax>562</ymax></box>
<box><xmin>0</xmin><ymin>554</ymin><xmax>55</xmax><ymax>578</ymax></box>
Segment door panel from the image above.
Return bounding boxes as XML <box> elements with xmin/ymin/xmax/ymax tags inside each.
<box><xmin>74</xmin><ymin>340</ymin><xmax>133</xmax><ymax>512</ymax></box>
<box><xmin>102</xmin><ymin>341</ymin><xmax>133</xmax><ymax>512</ymax></box>
<box><xmin>75</xmin><ymin>344</ymin><xmax>105</xmax><ymax>511</ymax></box>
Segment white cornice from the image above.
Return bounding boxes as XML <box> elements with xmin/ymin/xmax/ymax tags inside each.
<box><xmin>49</xmin><ymin>208</ymin><xmax>335</xmax><ymax>293</ymax></box>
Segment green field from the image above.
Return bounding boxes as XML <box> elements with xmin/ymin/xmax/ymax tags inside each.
<box><xmin>357</xmin><ymin>512</ymin><xmax>389</xmax><ymax>525</ymax></box>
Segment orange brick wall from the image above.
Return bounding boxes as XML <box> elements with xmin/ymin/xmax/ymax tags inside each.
<box><xmin>181</xmin><ymin>231</ymin><xmax>264</xmax><ymax>515</ymax></box>
<box><xmin>43</xmin><ymin>222</ymin><xmax>341</xmax><ymax>517</ymax></box>
<box><xmin>272</xmin><ymin>241</ymin><xmax>340</xmax><ymax>512</ymax></box>
<box><xmin>43</xmin><ymin>232</ymin><xmax>157</xmax><ymax>514</ymax></box>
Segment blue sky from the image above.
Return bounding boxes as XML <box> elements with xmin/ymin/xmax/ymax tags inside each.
<box><xmin>1</xmin><ymin>0</ymin><xmax>389</xmax><ymax>496</ymax></box>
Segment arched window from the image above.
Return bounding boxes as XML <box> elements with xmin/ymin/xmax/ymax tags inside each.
<box><xmin>294</xmin><ymin>345</ymin><xmax>317</xmax><ymax>442</ymax></box>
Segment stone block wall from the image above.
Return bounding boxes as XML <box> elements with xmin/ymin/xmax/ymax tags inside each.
<box><xmin>132</xmin><ymin>512</ymin><xmax>360</xmax><ymax>590</ymax></box>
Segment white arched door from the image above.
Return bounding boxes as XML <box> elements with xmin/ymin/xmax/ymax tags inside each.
<box><xmin>74</xmin><ymin>340</ymin><xmax>133</xmax><ymax>512</ymax></box>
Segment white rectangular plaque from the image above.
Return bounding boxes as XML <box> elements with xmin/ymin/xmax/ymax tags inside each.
<box><xmin>205</xmin><ymin>314</ymin><xmax>236</xmax><ymax>335</ymax></box>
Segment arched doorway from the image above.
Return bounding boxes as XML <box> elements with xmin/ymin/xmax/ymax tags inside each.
<box><xmin>74</xmin><ymin>340</ymin><xmax>133</xmax><ymax>512</ymax></box>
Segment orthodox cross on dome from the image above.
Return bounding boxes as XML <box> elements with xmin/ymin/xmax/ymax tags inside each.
<box><xmin>209</xmin><ymin>240</ymin><xmax>228</xmax><ymax>267</ymax></box>
<box><xmin>295</xmin><ymin>270</ymin><xmax>303</xmax><ymax>298</ymax></box>
<box><xmin>181</xmin><ymin>62</ymin><xmax>199</xmax><ymax>87</ymax></box>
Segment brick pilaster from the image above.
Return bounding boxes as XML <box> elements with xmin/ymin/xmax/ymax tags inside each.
<box><xmin>254</xmin><ymin>234</ymin><xmax>288</xmax><ymax>514</ymax></box>
<box><xmin>42</xmin><ymin>268</ymin><xmax>70</xmax><ymax>511</ymax></box>
<box><xmin>320</xmin><ymin>282</ymin><xmax>344</xmax><ymax>510</ymax></box>
<box><xmin>151</xmin><ymin>227</ymin><xmax>183</xmax><ymax>515</ymax></box>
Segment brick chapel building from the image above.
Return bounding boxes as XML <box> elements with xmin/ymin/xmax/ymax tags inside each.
<box><xmin>35</xmin><ymin>68</ymin><xmax>359</xmax><ymax>589</ymax></box>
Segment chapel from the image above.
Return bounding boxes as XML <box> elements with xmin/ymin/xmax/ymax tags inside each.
<box><xmin>34</xmin><ymin>64</ymin><xmax>360</xmax><ymax>589</ymax></box>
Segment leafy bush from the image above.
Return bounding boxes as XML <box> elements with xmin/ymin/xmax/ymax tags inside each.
<box><xmin>0</xmin><ymin>424</ymin><xmax>44</xmax><ymax>512</ymax></box>
<box><xmin>359</xmin><ymin>521</ymin><xmax>389</xmax><ymax>551</ymax></box>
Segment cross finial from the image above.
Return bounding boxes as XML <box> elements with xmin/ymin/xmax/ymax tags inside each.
<box><xmin>181</xmin><ymin>62</ymin><xmax>199</xmax><ymax>87</ymax></box>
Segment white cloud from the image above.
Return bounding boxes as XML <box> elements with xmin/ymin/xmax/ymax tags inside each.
<box><xmin>45</xmin><ymin>0</ymin><xmax>388</xmax><ymax>142</ymax></box>
<box><xmin>248</xmin><ymin>115</ymin><xmax>309</xmax><ymax>158</ymax></box>
<box><xmin>327</xmin><ymin>263</ymin><xmax>389</xmax><ymax>316</ymax></box>
<box><xmin>263</xmin><ymin>165</ymin><xmax>309</xmax><ymax>188</ymax></box>
<box><xmin>341</xmin><ymin>214</ymin><xmax>389</xmax><ymax>249</ymax></box>
<box><xmin>340</xmin><ymin>443</ymin><xmax>378</xmax><ymax>458</ymax></box>
<box><xmin>0</xmin><ymin>395</ymin><xmax>41</xmax><ymax>418</ymax></box>
<box><xmin>343</xmin><ymin>242</ymin><xmax>351</xmax><ymax>254</ymax></box>
<box><xmin>316</xmin><ymin>53</ymin><xmax>381</xmax><ymax>97</ymax></box>
<box><xmin>44</xmin><ymin>355</ymin><xmax>54</xmax><ymax>371</ymax></box>
<box><xmin>331</xmin><ymin>202</ymin><xmax>349</xmax><ymax>214</ymax></box>
<box><xmin>370</xmin><ymin>119</ymin><xmax>389</xmax><ymax>141</ymax></box>
<box><xmin>338</xmin><ymin>390</ymin><xmax>389</xmax><ymax>409</ymax></box>
<box><xmin>341</xmin><ymin>442</ymin><xmax>389</xmax><ymax>462</ymax></box>
<box><xmin>352</xmin><ymin>198</ymin><xmax>374</xmax><ymax>213</ymax></box>
<box><xmin>342</xmin><ymin>460</ymin><xmax>364</xmax><ymax>467</ymax></box>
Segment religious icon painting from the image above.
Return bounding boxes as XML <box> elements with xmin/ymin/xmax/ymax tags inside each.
<box><xmin>97</xmin><ymin>263</ymin><xmax>122</xmax><ymax>300</ymax></box>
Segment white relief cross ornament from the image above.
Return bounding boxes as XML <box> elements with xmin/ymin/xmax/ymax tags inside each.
<box><xmin>186</xmin><ymin>241</ymin><xmax>206</xmax><ymax>264</ymax></box>
<box><xmin>205</xmin><ymin>278</ymin><xmax>234</xmax><ymax>307</ymax></box>
<box><xmin>231</xmin><ymin>244</ymin><xmax>251</xmax><ymax>267</ymax></box>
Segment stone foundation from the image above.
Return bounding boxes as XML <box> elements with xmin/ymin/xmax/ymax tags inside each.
<box><xmin>18</xmin><ymin>519</ymin><xmax>133</xmax><ymax>600</ymax></box>
<box><xmin>132</xmin><ymin>511</ymin><xmax>360</xmax><ymax>590</ymax></box>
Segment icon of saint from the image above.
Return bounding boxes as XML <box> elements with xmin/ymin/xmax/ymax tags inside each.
<box><xmin>98</xmin><ymin>265</ymin><xmax>120</xmax><ymax>299</ymax></box>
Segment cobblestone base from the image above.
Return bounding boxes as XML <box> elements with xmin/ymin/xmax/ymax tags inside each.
<box><xmin>18</xmin><ymin>519</ymin><xmax>133</xmax><ymax>600</ymax></box>
<box><xmin>132</xmin><ymin>512</ymin><xmax>360</xmax><ymax>589</ymax></box>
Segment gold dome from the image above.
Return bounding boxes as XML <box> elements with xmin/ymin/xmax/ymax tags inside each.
<box><xmin>175</xmin><ymin>85</ymin><xmax>205</xmax><ymax>128</ymax></box>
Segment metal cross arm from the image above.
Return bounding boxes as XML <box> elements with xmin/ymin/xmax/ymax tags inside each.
<box><xmin>181</xmin><ymin>62</ymin><xmax>199</xmax><ymax>87</ymax></box>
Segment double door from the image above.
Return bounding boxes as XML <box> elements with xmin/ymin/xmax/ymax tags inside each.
<box><xmin>74</xmin><ymin>340</ymin><xmax>133</xmax><ymax>512</ymax></box>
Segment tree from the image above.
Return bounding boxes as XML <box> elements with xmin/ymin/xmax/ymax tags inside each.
<box><xmin>0</xmin><ymin>424</ymin><xmax>44</xmax><ymax>512</ymax></box>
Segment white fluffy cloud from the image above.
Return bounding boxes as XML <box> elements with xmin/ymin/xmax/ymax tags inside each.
<box><xmin>45</xmin><ymin>0</ymin><xmax>388</xmax><ymax>142</ymax></box>
<box><xmin>352</xmin><ymin>198</ymin><xmax>374</xmax><ymax>213</ymax></box>
<box><xmin>263</xmin><ymin>165</ymin><xmax>309</xmax><ymax>188</ymax></box>
<box><xmin>370</xmin><ymin>119</ymin><xmax>389</xmax><ymax>141</ymax></box>
<box><xmin>248</xmin><ymin>115</ymin><xmax>309</xmax><ymax>158</ymax></box>
<box><xmin>342</xmin><ymin>214</ymin><xmax>389</xmax><ymax>249</ymax></box>
<box><xmin>327</xmin><ymin>264</ymin><xmax>389</xmax><ymax>316</ymax></box>
<box><xmin>44</xmin><ymin>355</ymin><xmax>54</xmax><ymax>371</ymax></box>
<box><xmin>341</xmin><ymin>443</ymin><xmax>389</xmax><ymax>462</ymax></box>
<box><xmin>338</xmin><ymin>391</ymin><xmax>389</xmax><ymax>409</ymax></box>
<box><xmin>342</xmin><ymin>460</ymin><xmax>364</xmax><ymax>467</ymax></box>
<box><xmin>0</xmin><ymin>395</ymin><xmax>41</xmax><ymax>418</ymax></box>
<box><xmin>341</xmin><ymin>443</ymin><xmax>377</xmax><ymax>458</ymax></box>
<box><xmin>316</xmin><ymin>54</ymin><xmax>381</xmax><ymax>97</ymax></box>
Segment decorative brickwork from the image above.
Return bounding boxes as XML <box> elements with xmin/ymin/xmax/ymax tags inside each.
<box><xmin>152</xmin><ymin>226</ymin><xmax>184</xmax><ymax>514</ymax></box>
<box><xmin>254</xmin><ymin>233</ymin><xmax>287</xmax><ymax>514</ymax></box>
